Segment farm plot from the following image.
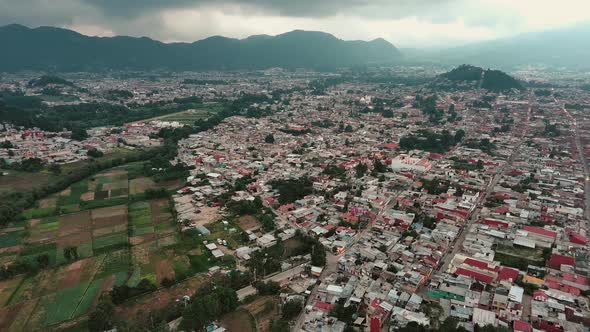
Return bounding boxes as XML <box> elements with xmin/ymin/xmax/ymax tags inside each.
<box><xmin>0</xmin><ymin>276</ymin><xmax>23</xmax><ymax>307</ymax></box>
<box><xmin>90</xmin><ymin>170</ymin><xmax>129</xmax><ymax>202</ymax></box>
<box><xmin>4</xmin><ymin>299</ymin><xmax>39</xmax><ymax>332</ymax></box>
<box><xmin>4</xmin><ymin>275</ymin><xmax>35</xmax><ymax>306</ymax></box>
<box><xmin>129</xmin><ymin>177</ymin><xmax>156</xmax><ymax>195</ymax></box>
<box><xmin>129</xmin><ymin>201</ymin><xmax>154</xmax><ymax>238</ymax></box>
<box><xmin>151</xmin><ymin>199</ymin><xmax>175</xmax><ymax>233</ymax></box>
<box><xmin>56</xmin><ymin>180</ymin><xmax>88</xmax><ymax>212</ymax></box>
<box><xmin>0</xmin><ymin>164</ymin><xmax>192</xmax><ymax>330</ymax></box>
<box><xmin>0</xmin><ymin>230</ymin><xmax>24</xmax><ymax>255</ymax></box>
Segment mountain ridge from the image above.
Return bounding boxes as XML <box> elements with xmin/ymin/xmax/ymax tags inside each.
<box><xmin>0</xmin><ymin>24</ymin><xmax>401</xmax><ymax>71</ymax></box>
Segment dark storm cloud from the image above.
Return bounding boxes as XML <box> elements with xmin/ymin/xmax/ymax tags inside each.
<box><xmin>82</xmin><ymin>0</ymin><xmax>453</xmax><ymax>18</ymax></box>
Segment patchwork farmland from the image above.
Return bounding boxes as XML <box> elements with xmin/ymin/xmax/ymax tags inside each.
<box><xmin>0</xmin><ymin>164</ymin><xmax>204</xmax><ymax>331</ymax></box>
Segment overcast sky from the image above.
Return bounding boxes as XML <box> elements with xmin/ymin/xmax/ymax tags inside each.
<box><xmin>1</xmin><ymin>0</ymin><xmax>589</xmax><ymax>48</ymax></box>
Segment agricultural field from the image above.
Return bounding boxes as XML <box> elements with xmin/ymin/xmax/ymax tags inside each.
<box><xmin>0</xmin><ymin>159</ymin><xmax>264</xmax><ymax>330</ymax></box>
<box><xmin>0</xmin><ymin>147</ymin><xmax>142</xmax><ymax>195</ymax></box>
<box><xmin>0</xmin><ymin>164</ymin><xmax>198</xmax><ymax>330</ymax></box>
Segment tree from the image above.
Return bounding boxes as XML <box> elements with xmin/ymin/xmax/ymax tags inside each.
<box><xmin>49</xmin><ymin>163</ymin><xmax>62</xmax><ymax>175</ymax></box>
<box><xmin>311</xmin><ymin>243</ymin><xmax>326</xmax><ymax>266</ymax></box>
<box><xmin>254</xmin><ymin>281</ymin><xmax>281</xmax><ymax>295</ymax></box>
<box><xmin>476</xmin><ymin>159</ymin><xmax>484</xmax><ymax>170</ymax></box>
<box><xmin>439</xmin><ymin>317</ymin><xmax>468</xmax><ymax>332</ymax></box>
<box><xmin>71</xmin><ymin>127</ymin><xmax>88</xmax><ymax>141</ymax></box>
<box><xmin>63</xmin><ymin>246</ymin><xmax>78</xmax><ymax>261</ymax></box>
<box><xmin>87</xmin><ymin>148</ymin><xmax>104</xmax><ymax>158</ymax></box>
<box><xmin>454</xmin><ymin>129</ymin><xmax>465</xmax><ymax>142</ymax></box>
<box><xmin>88</xmin><ymin>300</ymin><xmax>116</xmax><ymax>332</ymax></box>
<box><xmin>355</xmin><ymin>163</ymin><xmax>368</xmax><ymax>178</ymax></box>
<box><xmin>265</xmin><ymin>133</ymin><xmax>275</xmax><ymax>144</ymax></box>
<box><xmin>36</xmin><ymin>254</ymin><xmax>50</xmax><ymax>268</ymax></box>
<box><xmin>180</xmin><ymin>287</ymin><xmax>239</xmax><ymax>331</ymax></box>
<box><xmin>282</xmin><ymin>299</ymin><xmax>303</xmax><ymax>320</ymax></box>
<box><xmin>329</xmin><ymin>303</ymin><xmax>358</xmax><ymax>324</ymax></box>
<box><xmin>374</xmin><ymin>159</ymin><xmax>388</xmax><ymax>173</ymax></box>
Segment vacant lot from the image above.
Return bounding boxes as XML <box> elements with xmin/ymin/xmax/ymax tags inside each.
<box><xmin>129</xmin><ymin>177</ymin><xmax>156</xmax><ymax>195</ymax></box>
<box><xmin>0</xmin><ymin>169</ymin><xmax>51</xmax><ymax>194</ymax></box>
<box><xmin>221</xmin><ymin>309</ymin><xmax>256</xmax><ymax>332</ymax></box>
<box><xmin>238</xmin><ymin>215</ymin><xmax>261</xmax><ymax>231</ymax></box>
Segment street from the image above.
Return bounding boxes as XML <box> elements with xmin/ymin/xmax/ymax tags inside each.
<box><xmin>560</xmin><ymin>103</ymin><xmax>590</xmax><ymax>278</ymax></box>
<box><xmin>438</xmin><ymin>101</ymin><xmax>532</xmax><ymax>273</ymax></box>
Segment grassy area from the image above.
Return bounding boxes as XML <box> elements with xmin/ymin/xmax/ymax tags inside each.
<box><xmin>41</xmin><ymin>283</ymin><xmax>90</xmax><ymax>326</ymax></box>
<box><xmin>0</xmin><ymin>169</ymin><xmax>51</xmax><ymax>194</ymax></box>
<box><xmin>495</xmin><ymin>244</ymin><xmax>545</xmax><ymax>269</ymax></box>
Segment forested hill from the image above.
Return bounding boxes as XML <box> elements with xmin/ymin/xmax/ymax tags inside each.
<box><xmin>432</xmin><ymin>65</ymin><xmax>523</xmax><ymax>92</ymax></box>
<box><xmin>0</xmin><ymin>24</ymin><xmax>401</xmax><ymax>71</ymax></box>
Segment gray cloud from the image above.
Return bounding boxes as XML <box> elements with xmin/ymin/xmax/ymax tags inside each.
<box><xmin>1</xmin><ymin>0</ymin><xmax>589</xmax><ymax>48</ymax></box>
<box><xmin>82</xmin><ymin>0</ymin><xmax>454</xmax><ymax>19</ymax></box>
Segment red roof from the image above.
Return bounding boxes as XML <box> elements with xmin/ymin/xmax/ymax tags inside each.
<box><xmin>547</xmin><ymin>253</ymin><xmax>575</xmax><ymax>270</ymax></box>
<box><xmin>569</xmin><ymin>231</ymin><xmax>587</xmax><ymax>245</ymax></box>
<box><xmin>498</xmin><ymin>267</ymin><xmax>519</xmax><ymax>282</ymax></box>
<box><xmin>336</xmin><ymin>226</ymin><xmax>356</xmax><ymax>234</ymax></box>
<box><xmin>523</xmin><ymin>226</ymin><xmax>557</xmax><ymax>239</ymax></box>
<box><xmin>513</xmin><ymin>320</ymin><xmax>532</xmax><ymax>332</ymax></box>
<box><xmin>481</xmin><ymin>218</ymin><xmax>509</xmax><ymax>230</ymax></box>
<box><xmin>342</xmin><ymin>212</ymin><xmax>359</xmax><ymax>222</ymax></box>
<box><xmin>455</xmin><ymin>267</ymin><xmax>494</xmax><ymax>284</ymax></box>
<box><xmin>370</xmin><ymin>317</ymin><xmax>381</xmax><ymax>332</ymax></box>
<box><xmin>382</xmin><ymin>143</ymin><xmax>398</xmax><ymax>149</ymax></box>
<box><xmin>563</xmin><ymin>272</ymin><xmax>588</xmax><ymax>285</ymax></box>
<box><xmin>429</xmin><ymin>153</ymin><xmax>443</xmax><ymax>159</ymax></box>
<box><xmin>315</xmin><ymin>302</ymin><xmax>333</xmax><ymax>311</ymax></box>
<box><xmin>545</xmin><ymin>275</ymin><xmax>583</xmax><ymax>296</ymax></box>
<box><xmin>464</xmin><ymin>258</ymin><xmax>500</xmax><ymax>272</ymax></box>
<box><xmin>495</xmin><ymin>206</ymin><xmax>510</xmax><ymax>214</ymax></box>
<box><xmin>533</xmin><ymin>290</ymin><xmax>548</xmax><ymax>302</ymax></box>
<box><xmin>278</xmin><ymin>203</ymin><xmax>295</xmax><ymax>211</ymax></box>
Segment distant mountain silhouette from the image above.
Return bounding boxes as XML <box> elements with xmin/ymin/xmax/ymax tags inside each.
<box><xmin>0</xmin><ymin>25</ymin><xmax>401</xmax><ymax>71</ymax></box>
<box><xmin>433</xmin><ymin>23</ymin><xmax>590</xmax><ymax>69</ymax></box>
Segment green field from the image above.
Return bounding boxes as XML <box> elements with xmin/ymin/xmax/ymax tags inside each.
<box><xmin>0</xmin><ymin>163</ymin><xmax>236</xmax><ymax>330</ymax></box>
<box><xmin>41</xmin><ymin>283</ymin><xmax>89</xmax><ymax>326</ymax></box>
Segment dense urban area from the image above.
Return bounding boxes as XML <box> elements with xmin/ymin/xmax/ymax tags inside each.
<box><xmin>0</xmin><ymin>64</ymin><xmax>590</xmax><ymax>332</ymax></box>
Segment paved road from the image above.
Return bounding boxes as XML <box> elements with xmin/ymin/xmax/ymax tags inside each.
<box><xmin>438</xmin><ymin>101</ymin><xmax>532</xmax><ymax>273</ymax></box>
<box><xmin>560</xmin><ymin>104</ymin><xmax>590</xmax><ymax>278</ymax></box>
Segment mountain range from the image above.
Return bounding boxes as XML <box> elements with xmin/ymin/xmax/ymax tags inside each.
<box><xmin>1</xmin><ymin>23</ymin><xmax>588</xmax><ymax>71</ymax></box>
<box><xmin>0</xmin><ymin>24</ymin><xmax>401</xmax><ymax>71</ymax></box>
<box><xmin>425</xmin><ymin>23</ymin><xmax>590</xmax><ymax>69</ymax></box>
